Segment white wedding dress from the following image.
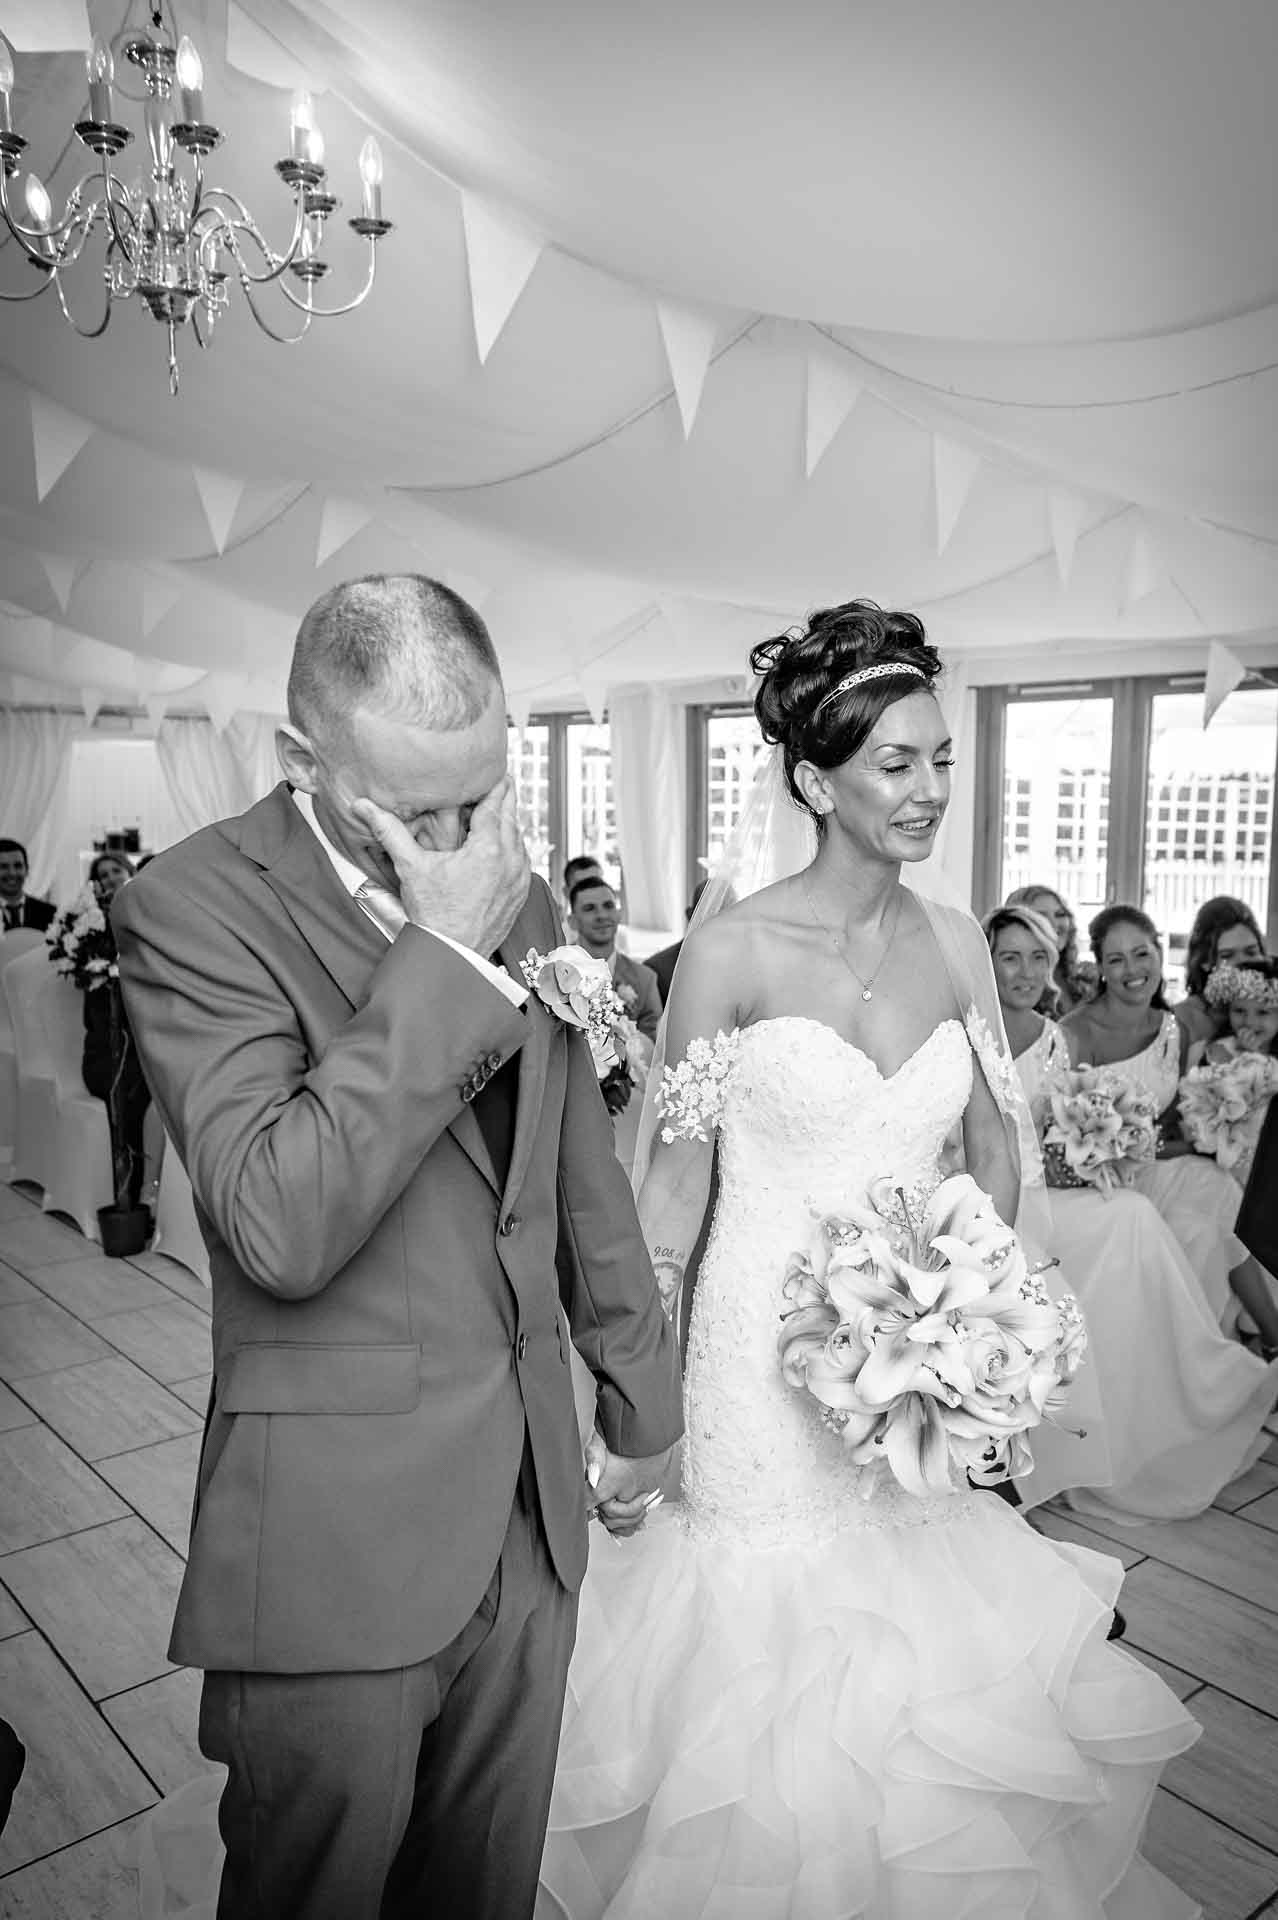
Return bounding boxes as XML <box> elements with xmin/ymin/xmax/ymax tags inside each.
<box><xmin>538</xmin><ymin>1016</ymin><xmax>1200</xmax><ymax>1919</ymax></box>
<box><xmin>1018</xmin><ymin>1022</ymin><xmax>1276</xmax><ymax>1525</ymax></box>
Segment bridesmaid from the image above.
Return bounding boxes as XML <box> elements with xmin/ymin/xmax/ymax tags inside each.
<box><xmin>1060</xmin><ymin>904</ymin><xmax>1278</xmax><ymax>1356</ymax></box>
<box><xmin>1175</xmin><ymin>895</ymin><xmax>1265</xmax><ymax>1051</ymax></box>
<box><xmin>988</xmin><ymin>904</ymin><xmax>1275</xmax><ymax>1523</ymax></box>
<box><xmin>1003</xmin><ymin>884</ymin><xmax>1095</xmax><ymax>1013</ymax></box>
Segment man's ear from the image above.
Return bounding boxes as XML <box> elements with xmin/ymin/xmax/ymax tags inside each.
<box><xmin>275</xmin><ymin>724</ymin><xmax>320</xmax><ymax>793</ymax></box>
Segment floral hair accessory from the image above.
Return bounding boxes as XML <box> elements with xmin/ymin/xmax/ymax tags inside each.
<box><xmin>1204</xmin><ymin>960</ymin><xmax>1278</xmax><ymax>1011</ymax></box>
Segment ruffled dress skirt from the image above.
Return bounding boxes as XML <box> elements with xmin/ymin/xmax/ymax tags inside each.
<box><xmin>537</xmin><ymin>1493</ymin><xmax>1200</xmax><ymax>1920</ymax></box>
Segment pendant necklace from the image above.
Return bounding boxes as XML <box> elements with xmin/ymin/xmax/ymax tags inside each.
<box><xmin>803</xmin><ymin>878</ymin><xmax>903</xmax><ymax>1003</ymax></box>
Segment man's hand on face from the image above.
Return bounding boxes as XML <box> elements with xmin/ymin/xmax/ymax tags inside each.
<box><xmin>350</xmin><ymin>775</ymin><xmax>531</xmax><ymax>956</ymax></box>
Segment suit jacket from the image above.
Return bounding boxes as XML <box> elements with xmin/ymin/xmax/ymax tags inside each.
<box><xmin>1237</xmin><ymin>1093</ymin><xmax>1278</xmax><ymax>1275</ymax></box>
<box><xmin>612</xmin><ymin>951</ymin><xmax>663</xmax><ymax>1044</ymax></box>
<box><xmin>113</xmin><ymin>783</ymin><xmax>683</xmax><ymax>1675</ymax></box>
<box><xmin>5</xmin><ymin>896</ymin><xmax>55</xmax><ymax>933</ymax></box>
<box><xmin>643</xmin><ymin>939</ymin><xmax>683</xmax><ymax>1008</ymax></box>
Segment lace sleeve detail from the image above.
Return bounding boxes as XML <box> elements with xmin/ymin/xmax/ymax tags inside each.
<box><xmin>656</xmin><ymin>1029</ymin><xmax>741</xmax><ymax>1143</ymax></box>
<box><xmin>963</xmin><ymin>1005</ymin><xmax>1022</xmax><ymax>1122</ymax></box>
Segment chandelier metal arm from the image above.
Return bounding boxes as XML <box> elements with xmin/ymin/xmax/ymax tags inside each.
<box><xmin>278</xmin><ymin>238</ymin><xmax>379</xmax><ymax>318</ymax></box>
<box><xmin>236</xmin><ymin>271</ymin><xmax>314</xmax><ymax>344</ymax></box>
<box><xmin>53</xmin><ymin>266</ymin><xmax>112</xmax><ymax>336</ymax></box>
<box><xmin>199</xmin><ymin>191</ymin><xmax>307</xmax><ymax>285</ymax></box>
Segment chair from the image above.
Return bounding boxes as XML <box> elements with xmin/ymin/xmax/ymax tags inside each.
<box><xmin>2</xmin><ymin>947</ymin><xmax>61</xmax><ymax>1192</ymax></box>
<box><xmin>152</xmin><ymin>1143</ymin><xmax>211</xmax><ymax>1288</ymax></box>
<box><xmin>0</xmin><ymin>937</ymin><xmax>37</xmax><ymax>1166</ymax></box>
<box><xmin>37</xmin><ymin>970</ymin><xmax>113</xmax><ymax>1240</ymax></box>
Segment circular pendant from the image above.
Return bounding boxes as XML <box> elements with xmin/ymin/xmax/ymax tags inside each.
<box><xmin>862</xmin><ymin>988</ymin><xmax>873</xmax><ymax>1001</ymax></box>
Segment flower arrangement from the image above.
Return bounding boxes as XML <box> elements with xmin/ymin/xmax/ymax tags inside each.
<box><xmin>1039</xmin><ymin>1066</ymin><xmax>1159</xmax><ymax>1193</ymax></box>
<box><xmin>1204</xmin><ymin>961</ymin><xmax>1278</xmax><ymax>1012</ymax></box>
<box><xmin>777</xmin><ymin>1175</ymin><xmax>1086</xmax><ymax>1498</ymax></box>
<box><xmin>45</xmin><ymin>895</ymin><xmax>117</xmax><ymax>992</ymax></box>
<box><xmin>1179</xmin><ymin>1050</ymin><xmax>1278</xmax><ymax>1183</ymax></box>
<box><xmin>521</xmin><ymin>944</ymin><xmax>643</xmax><ymax>1113</ymax></box>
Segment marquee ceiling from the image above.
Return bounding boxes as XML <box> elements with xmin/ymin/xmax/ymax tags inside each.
<box><xmin>0</xmin><ymin>0</ymin><xmax>1275</xmax><ymax>721</ymax></box>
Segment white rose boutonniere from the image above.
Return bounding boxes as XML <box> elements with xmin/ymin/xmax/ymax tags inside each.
<box><xmin>521</xmin><ymin>945</ymin><xmax>625</xmax><ymax>1075</ymax></box>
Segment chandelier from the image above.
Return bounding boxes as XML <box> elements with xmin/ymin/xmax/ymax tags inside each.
<box><xmin>0</xmin><ymin>4</ymin><xmax>393</xmax><ymax>394</ymax></box>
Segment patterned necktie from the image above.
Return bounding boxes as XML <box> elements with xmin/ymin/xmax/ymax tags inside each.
<box><xmin>354</xmin><ymin>881</ymin><xmax>408</xmax><ymax>941</ymax></box>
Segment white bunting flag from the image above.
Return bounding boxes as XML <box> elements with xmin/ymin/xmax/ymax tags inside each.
<box><xmin>199</xmin><ymin>672</ymin><xmax>241</xmax><ymax>733</ymax></box>
<box><xmin>140</xmin><ymin>577</ymin><xmax>181</xmax><ymax>638</ymax></box>
<box><xmin>144</xmin><ymin>691</ymin><xmax>171</xmax><ymax>726</ymax></box>
<box><xmin>79</xmin><ymin>686</ymin><xmax>104</xmax><ymax>727</ymax></box>
<box><xmin>37</xmin><ymin>552</ymin><xmax>79</xmax><ymax>614</ymax></box>
<box><xmin>460</xmin><ymin>194</ymin><xmax>544</xmax><ymax>364</ymax></box>
<box><xmin>316</xmin><ymin>497</ymin><xmax>374</xmax><ymax>568</ymax></box>
<box><xmin>804</xmin><ymin>350</ymin><xmax>862</xmax><ymax>478</ymax></box>
<box><xmin>656</xmin><ymin>300</ymin><xmax>719</xmax><ymax>439</ymax></box>
<box><xmin>1120</xmin><ymin>520</ymin><xmax>1162</xmax><ymax>611</ymax></box>
<box><xmin>1046</xmin><ymin>487</ymin><xmax>1091</xmax><ymax>586</ymax></box>
<box><xmin>193</xmin><ymin>467</ymin><xmax>246</xmax><ymax>554</ymax></box>
<box><xmin>30</xmin><ymin>394</ymin><xmax>94</xmax><ymax>501</ymax></box>
<box><xmin>933</xmin><ymin>435</ymin><xmax>981</xmax><ymax>554</ymax></box>
<box><xmin>506</xmin><ymin>687</ymin><xmax>533</xmax><ymax>731</ymax></box>
<box><xmin>1</xmin><ymin>2</ymin><xmax>89</xmax><ymax>50</ymax></box>
<box><xmin>1203</xmin><ymin>640</ymin><xmax>1248</xmax><ymax>728</ymax></box>
<box><xmin>575</xmin><ymin>664</ymin><xmax>610</xmax><ymax>725</ymax></box>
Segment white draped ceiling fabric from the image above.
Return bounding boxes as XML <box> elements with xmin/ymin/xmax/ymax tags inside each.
<box><xmin>1</xmin><ymin>0</ymin><xmax>1277</xmax><ymax>881</ymax></box>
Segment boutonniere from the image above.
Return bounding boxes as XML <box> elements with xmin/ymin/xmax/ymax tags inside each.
<box><xmin>521</xmin><ymin>945</ymin><xmax>625</xmax><ymax>1074</ymax></box>
<box><xmin>616</xmin><ymin>979</ymin><xmax>639</xmax><ymax>1013</ymax></box>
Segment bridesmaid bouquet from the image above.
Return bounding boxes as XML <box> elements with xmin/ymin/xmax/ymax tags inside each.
<box><xmin>1039</xmin><ymin>1066</ymin><xmax>1159</xmax><ymax>1193</ymax></box>
<box><xmin>45</xmin><ymin>893</ymin><xmax>117</xmax><ymax>992</ymax></box>
<box><xmin>1178</xmin><ymin>1051</ymin><xmax>1278</xmax><ymax>1182</ymax></box>
<box><xmin>777</xmin><ymin>1175</ymin><xmax>1086</xmax><ymax>1498</ymax></box>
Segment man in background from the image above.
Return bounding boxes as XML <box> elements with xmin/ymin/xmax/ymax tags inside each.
<box><xmin>0</xmin><ymin>840</ymin><xmax>55</xmax><ymax>932</ymax></box>
<box><xmin>568</xmin><ymin>875</ymin><xmax>662</xmax><ymax>1043</ymax></box>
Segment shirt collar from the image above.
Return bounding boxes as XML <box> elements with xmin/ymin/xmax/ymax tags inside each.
<box><xmin>292</xmin><ymin>789</ymin><xmax>376</xmax><ymax>899</ymax></box>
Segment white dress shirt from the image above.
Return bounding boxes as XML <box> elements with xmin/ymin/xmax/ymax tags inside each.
<box><xmin>292</xmin><ymin>790</ymin><xmax>527</xmax><ymax>1009</ymax></box>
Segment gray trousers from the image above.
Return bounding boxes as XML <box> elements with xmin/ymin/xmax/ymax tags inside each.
<box><xmin>199</xmin><ymin>1452</ymin><xmax>578</xmax><ymax>1920</ymax></box>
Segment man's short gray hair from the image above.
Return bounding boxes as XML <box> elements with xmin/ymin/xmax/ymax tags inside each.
<box><xmin>287</xmin><ymin>575</ymin><xmax>502</xmax><ymax>751</ymax></box>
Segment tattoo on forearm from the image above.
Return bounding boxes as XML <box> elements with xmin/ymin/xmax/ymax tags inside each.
<box><xmin>652</xmin><ymin>1258</ymin><xmax>685</xmax><ymax>1322</ymax></box>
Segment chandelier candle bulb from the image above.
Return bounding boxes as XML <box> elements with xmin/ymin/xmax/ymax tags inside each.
<box><xmin>0</xmin><ymin>39</ymin><xmax>14</xmax><ymax>135</ymax></box>
<box><xmin>358</xmin><ymin>135</ymin><xmax>383</xmax><ymax>220</ymax></box>
<box><xmin>174</xmin><ymin>37</ymin><xmax>203</xmax><ymax>126</ymax></box>
<box><xmin>86</xmin><ymin>36</ymin><xmax>114</xmax><ymax>123</ymax></box>
<box><xmin>289</xmin><ymin>90</ymin><xmax>314</xmax><ymax>161</ymax></box>
<box><xmin>303</xmin><ymin>124</ymin><xmax>325</xmax><ymax>169</ymax></box>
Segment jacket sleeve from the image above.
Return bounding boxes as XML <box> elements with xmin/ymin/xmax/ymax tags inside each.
<box><xmin>555</xmin><ymin>1018</ymin><xmax>684</xmax><ymax>1459</ymax></box>
<box><xmin>113</xmin><ymin>873</ymin><xmax>528</xmax><ymax>1299</ymax></box>
<box><xmin>633</xmin><ymin>962</ymin><xmax>663</xmax><ymax>1044</ymax></box>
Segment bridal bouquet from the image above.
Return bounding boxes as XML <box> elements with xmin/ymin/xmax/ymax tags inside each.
<box><xmin>1040</xmin><ymin>1066</ymin><xmax>1159</xmax><ymax>1193</ymax></box>
<box><xmin>1179</xmin><ymin>1051</ymin><xmax>1278</xmax><ymax>1182</ymax></box>
<box><xmin>778</xmin><ymin>1176</ymin><xmax>1086</xmax><ymax>1498</ymax></box>
<box><xmin>45</xmin><ymin>893</ymin><xmax>117</xmax><ymax>992</ymax></box>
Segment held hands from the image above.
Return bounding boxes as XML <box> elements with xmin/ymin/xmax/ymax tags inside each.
<box><xmin>350</xmin><ymin>776</ymin><xmax>531</xmax><ymax>956</ymax></box>
<box><xmin>583</xmin><ymin>1429</ymin><xmax>674</xmax><ymax>1538</ymax></box>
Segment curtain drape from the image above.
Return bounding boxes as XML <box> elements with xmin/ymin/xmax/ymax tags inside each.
<box><xmin>930</xmin><ymin>660</ymin><xmax>976</xmax><ymax>908</ymax></box>
<box><xmin>610</xmin><ymin>688</ymin><xmax>686</xmax><ymax>942</ymax></box>
<box><xmin>0</xmin><ymin>709</ymin><xmax>80</xmax><ymax>898</ymax></box>
<box><xmin>155</xmin><ymin>715</ymin><xmax>283</xmax><ymax>839</ymax></box>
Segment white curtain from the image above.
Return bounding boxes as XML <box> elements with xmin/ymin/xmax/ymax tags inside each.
<box><xmin>224</xmin><ymin>712</ymin><xmax>284</xmax><ymax>804</ymax></box>
<box><xmin>0</xmin><ymin>709</ymin><xmax>80</xmax><ymax>899</ymax></box>
<box><xmin>930</xmin><ymin>659</ymin><xmax>976</xmax><ymax>907</ymax></box>
<box><xmin>155</xmin><ymin>715</ymin><xmax>284</xmax><ymax>839</ymax></box>
<box><xmin>610</xmin><ymin>688</ymin><xmax>686</xmax><ymax>942</ymax></box>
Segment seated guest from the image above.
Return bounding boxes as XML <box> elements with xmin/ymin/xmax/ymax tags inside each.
<box><xmin>0</xmin><ymin>838</ymin><xmax>55</xmax><ymax>931</ymax></box>
<box><xmin>568</xmin><ymin>875</ymin><xmax>662</xmax><ymax>1043</ymax></box>
<box><xmin>562</xmin><ymin>854</ymin><xmax>603</xmax><ymax>924</ymax></box>
<box><xmin>1003</xmin><ymin>884</ymin><xmax>1094</xmax><ymax>1012</ymax></box>
<box><xmin>83</xmin><ymin>853</ymin><xmax>154</xmax><ymax>1211</ymax></box>
<box><xmin>987</xmin><ymin>902</ymin><xmax>1275</xmax><ymax>1522</ymax></box>
<box><xmin>1176</xmin><ymin>895</ymin><xmax>1265</xmax><ymax>1050</ymax></box>
<box><xmin>644</xmin><ymin>880</ymin><xmax>710</xmax><ymax>1008</ymax></box>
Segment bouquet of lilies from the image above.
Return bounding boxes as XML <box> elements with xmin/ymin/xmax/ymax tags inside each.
<box><xmin>777</xmin><ymin>1175</ymin><xmax>1087</xmax><ymax>1498</ymax></box>
<box><xmin>45</xmin><ymin>892</ymin><xmax>117</xmax><ymax>993</ymax></box>
<box><xmin>1179</xmin><ymin>1050</ymin><xmax>1278</xmax><ymax>1184</ymax></box>
<box><xmin>1040</xmin><ymin>1065</ymin><xmax>1159</xmax><ymax>1194</ymax></box>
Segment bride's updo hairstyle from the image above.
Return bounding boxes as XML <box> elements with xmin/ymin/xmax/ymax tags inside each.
<box><xmin>750</xmin><ymin>600</ymin><xmax>943</xmax><ymax>823</ymax></box>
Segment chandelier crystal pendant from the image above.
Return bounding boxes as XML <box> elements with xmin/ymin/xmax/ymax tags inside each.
<box><xmin>0</xmin><ymin>5</ymin><xmax>393</xmax><ymax>395</ymax></box>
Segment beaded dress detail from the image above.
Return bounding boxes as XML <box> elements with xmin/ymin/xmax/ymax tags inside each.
<box><xmin>540</xmin><ymin>1015</ymin><xmax>1201</xmax><ymax>1920</ymax></box>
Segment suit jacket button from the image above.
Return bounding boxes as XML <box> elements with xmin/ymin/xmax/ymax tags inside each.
<box><xmin>499</xmin><ymin>1214</ymin><xmax>520</xmax><ymax>1237</ymax></box>
<box><xmin>486</xmin><ymin>1051</ymin><xmax>503</xmax><ymax>1070</ymax></box>
<box><xmin>460</xmin><ymin>1084</ymin><xmax>475</xmax><ymax>1104</ymax></box>
<box><xmin>516</xmin><ymin>1332</ymin><xmax>528</xmax><ymax>1360</ymax></box>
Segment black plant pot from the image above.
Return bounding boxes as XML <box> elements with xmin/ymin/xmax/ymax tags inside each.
<box><xmin>98</xmin><ymin>1205</ymin><xmax>151</xmax><ymax>1260</ymax></box>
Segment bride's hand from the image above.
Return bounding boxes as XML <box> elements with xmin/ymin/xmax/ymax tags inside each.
<box><xmin>584</xmin><ymin>1429</ymin><xmax>674</xmax><ymax>1537</ymax></box>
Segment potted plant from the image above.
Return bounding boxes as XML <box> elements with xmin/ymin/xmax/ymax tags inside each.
<box><xmin>46</xmin><ymin>896</ymin><xmax>151</xmax><ymax>1257</ymax></box>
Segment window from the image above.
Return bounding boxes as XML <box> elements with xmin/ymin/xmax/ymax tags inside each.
<box><xmin>506</xmin><ymin>713</ymin><xmax>619</xmax><ymax>895</ymax></box>
<box><xmin>996</xmin><ymin>694</ymin><xmax>1114</xmax><ymax>919</ymax></box>
<box><xmin>508</xmin><ymin>723</ymin><xmax>551</xmax><ymax>879</ymax></box>
<box><xmin>565</xmin><ymin>721</ymin><xmax>619</xmax><ymax>875</ymax></box>
<box><xmin>701</xmin><ymin>709</ymin><xmax>769</xmax><ymax>877</ymax></box>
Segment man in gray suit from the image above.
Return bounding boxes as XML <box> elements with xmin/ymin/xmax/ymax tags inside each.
<box><xmin>114</xmin><ymin>575</ymin><xmax>683</xmax><ymax>1920</ymax></box>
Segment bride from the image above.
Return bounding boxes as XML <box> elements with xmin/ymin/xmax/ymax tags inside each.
<box><xmin>539</xmin><ymin>603</ymin><xmax>1199</xmax><ymax>1919</ymax></box>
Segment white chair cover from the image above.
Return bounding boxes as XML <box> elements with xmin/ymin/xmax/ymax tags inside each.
<box><xmin>152</xmin><ymin>1145</ymin><xmax>211</xmax><ymax>1288</ymax></box>
<box><xmin>0</xmin><ymin>933</ymin><xmax>38</xmax><ymax>1166</ymax></box>
<box><xmin>37</xmin><ymin>971</ymin><xmax>113</xmax><ymax>1240</ymax></box>
<box><xmin>2</xmin><ymin>946</ymin><xmax>61</xmax><ymax>1192</ymax></box>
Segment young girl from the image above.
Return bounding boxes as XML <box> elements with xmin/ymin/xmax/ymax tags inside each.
<box><xmin>1186</xmin><ymin>958</ymin><xmax>1278</xmax><ymax>1186</ymax></box>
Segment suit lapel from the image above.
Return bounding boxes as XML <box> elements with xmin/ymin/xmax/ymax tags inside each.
<box><xmin>496</xmin><ymin>902</ymin><xmax>552</xmax><ymax>1216</ymax></box>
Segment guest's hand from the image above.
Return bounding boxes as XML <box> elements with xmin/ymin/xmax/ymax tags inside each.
<box><xmin>1156</xmin><ymin>1138</ymin><xmax>1194</xmax><ymax>1160</ymax></box>
<box><xmin>584</xmin><ymin>1429</ymin><xmax>674</xmax><ymax>1537</ymax></box>
<box><xmin>351</xmin><ymin>776</ymin><xmax>531</xmax><ymax>955</ymax></box>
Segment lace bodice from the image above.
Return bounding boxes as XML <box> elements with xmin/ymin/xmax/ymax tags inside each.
<box><xmin>679</xmin><ymin>1015</ymin><xmax>978</xmax><ymax>1549</ymax></box>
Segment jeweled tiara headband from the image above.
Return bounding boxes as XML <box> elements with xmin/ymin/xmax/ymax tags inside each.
<box><xmin>813</xmin><ymin>660</ymin><xmax>927</xmax><ymax>714</ymax></box>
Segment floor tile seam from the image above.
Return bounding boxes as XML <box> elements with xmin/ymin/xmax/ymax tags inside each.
<box><xmin>0</xmin><ymin>1622</ymin><xmax>169</xmax><ymax>1799</ymax></box>
<box><xmin>0</xmin><ymin>1508</ymin><xmax>147</xmax><ymax>1561</ymax></box>
<box><xmin>1121</xmin><ymin>1554</ymin><xmax>1278</xmax><ymax>1618</ymax></box>
<box><xmin>1133</xmin><ymin>1664</ymin><xmax>1278</xmax><ymax>1722</ymax></box>
<box><xmin>93</xmin><ymin>1423</ymin><xmax>204</xmax><ymax>1464</ymax></box>
<box><xmin>1157</xmin><ymin>1780</ymin><xmax>1278</xmax><ymax>1863</ymax></box>
<box><xmin>0</xmin><ymin>1804</ymin><xmax>159</xmax><ymax>1881</ymax></box>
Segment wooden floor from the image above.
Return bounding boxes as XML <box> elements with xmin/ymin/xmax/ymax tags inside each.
<box><xmin>0</xmin><ymin>1181</ymin><xmax>1276</xmax><ymax>1918</ymax></box>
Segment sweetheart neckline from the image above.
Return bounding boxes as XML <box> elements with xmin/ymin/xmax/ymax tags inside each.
<box><xmin>740</xmin><ymin>1015</ymin><xmax>965</xmax><ymax>1087</ymax></box>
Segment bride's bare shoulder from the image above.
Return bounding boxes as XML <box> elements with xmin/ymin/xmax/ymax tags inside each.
<box><xmin>681</xmin><ymin>880</ymin><xmax>803</xmax><ymax>960</ymax></box>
